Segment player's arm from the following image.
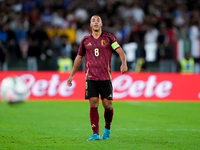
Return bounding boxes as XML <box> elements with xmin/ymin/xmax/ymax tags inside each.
<box><xmin>67</xmin><ymin>55</ymin><xmax>84</xmax><ymax>87</ymax></box>
<box><xmin>109</xmin><ymin>33</ymin><xmax>128</xmax><ymax>73</ymax></box>
<box><xmin>115</xmin><ymin>47</ymin><xmax>128</xmax><ymax>74</ymax></box>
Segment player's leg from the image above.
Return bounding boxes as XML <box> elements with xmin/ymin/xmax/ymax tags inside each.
<box><xmin>89</xmin><ymin>97</ymin><xmax>100</xmax><ymax>136</ymax></box>
<box><xmin>87</xmin><ymin>98</ymin><xmax>101</xmax><ymax>141</ymax></box>
<box><xmin>99</xmin><ymin>80</ymin><xmax>113</xmax><ymax>139</ymax></box>
<box><xmin>86</xmin><ymin>80</ymin><xmax>101</xmax><ymax>141</ymax></box>
<box><xmin>102</xmin><ymin>98</ymin><xmax>113</xmax><ymax>139</ymax></box>
<box><xmin>102</xmin><ymin>98</ymin><xmax>113</xmax><ymax>130</ymax></box>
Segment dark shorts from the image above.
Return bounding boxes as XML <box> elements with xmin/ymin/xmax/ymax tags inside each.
<box><xmin>85</xmin><ymin>80</ymin><xmax>113</xmax><ymax>100</ymax></box>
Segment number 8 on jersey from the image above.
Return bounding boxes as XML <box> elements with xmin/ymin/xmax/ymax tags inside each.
<box><xmin>94</xmin><ymin>48</ymin><xmax>99</xmax><ymax>57</ymax></box>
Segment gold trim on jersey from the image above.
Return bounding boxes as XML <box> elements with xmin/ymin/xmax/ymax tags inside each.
<box><xmin>108</xmin><ymin>61</ymin><xmax>112</xmax><ymax>80</ymax></box>
<box><xmin>85</xmin><ymin>62</ymin><xmax>89</xmax><ymax>79</ymax></box>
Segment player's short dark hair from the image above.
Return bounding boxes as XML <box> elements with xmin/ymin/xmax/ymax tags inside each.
<box><xmin>90</xmin><ymin>15</ymin><xmax>102</xmax><ymax>23</ymax></box>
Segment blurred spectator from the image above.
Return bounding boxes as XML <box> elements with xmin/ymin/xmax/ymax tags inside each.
<box><xmin>166</xmin><ymin>21</ymin><xmax>176</xmax><ymax>46</ymax></box>
<box><xmin>7</xmin><ymin>22</ymin><xmax>19</xmax><ymax>61</ymax></box>
<box><xmin>76</xmin><ymin>24</ymin><xmax>89</xmax><ymax>45</ymax></box>
<box><xmin>16</xmin><ymin>22</ymin><xmax>28</xmax><ymax>58</ymax></box>
<box><xmin>157</xmin><ymin>22</ymin><xmax>176</xmax><ymax>72</ymax></box>
<box><xmin>57</xmin><ymin>51</ymin><xmax>73</xmax><ymax>73</ymax></box>
<box><xmin>131</xmin><ymin>2</ymin><xmax>144</xmax><ymax>24</ymax></box>
<box><xmin>173</xmin><ymin>4</ymin><xmax>188</xmax><ymax>27</ymax></box>
<box><xmin>179</xmin><ymin>52</ymin><xmax>194</xmax><ymax>74</ymax></box>
<box><xmin>75</xmin><ymin>7</ymin><xmax>88</xmax><ymax>23</ymax></box>
<box><xmin>62</xmin><ymin>13</ymin><xmax>77</xmax><ymax>30</ymax></box>
<box><xmin>22</xmin><ymin>0</ymin><xmax>36</xmax><ymax>13</ymax></box>
<box><xmin>64</xmin><ymin>27</ymin><xmax>76</xmax><ymax>44</ymax></box>
<box><xmin>41</xmin><ymin>7</ymin><xmax>52</xmax><ymax>25</ymax></box>
<box><xmin>0</xmin><ymin>41</ymin><xmax>7</xmax><ymax>71</ymax></box>
<box><xmin>1</xmin><ymin>0</ymin><xmax>200</xmax><ymax>72</ymax></box>
<box><xmin>0</xmin><ymin>23</ymin><xmax>8</xmax><ymax>43</ymax></box>
<box><xmin>27</xmin><ymin>28</ymin><xmax>40</xmax><ymax>71</ymax></box>
<box><xmin>165</xmin><ymin>20</ymin><xmax>176</xmax><ymax>72</ymax></box>
<box><xmin>144</xmin><ymin>22</ymin><xmax>159</xmax><ymax>44</ymax></box>
<box><xmin>36</xmin><ymin>24</ymin><xmax>52</xmax><ymax>61</ymax></box>
<box><xmin>60</xmin><ymin>34</ymin><xmax>72</xmax><ymax>58</ymax></box>
<box><xmin>144</xmin><ymin>22</ymin><xmax>158</xmax><ymax>62</ymax></box>
<box><xmin>0</xmin><ymin>23</ymin><xmax>9</xmax><ymax>70</ymax></box>
<box><xmin>29</xmin><ymin>6</ymin><xmax>39</xmax><ymax>25</ymax></box>
<box><xmin>12</xmin><ymin>0</ymin><xmax>22</xmax><ymax>13</ymax></box>
<box><xmin>189</xmin><ymin>21</ymin><xmax>200</xmax><ymax>58</ymax></box>
<box><xmin>135</xmin><ymin>58</ymin><xmax>147</xmax><ymax>72</ymax></box>
<box><xmin>71</xmin><ymin>43</ymin><xmax>79</xmax><ymax>62</ymax></box>
<box><xmin>51</xmin><ymin>11</ymin><xmax>64</xmax><ymax>27</ymax></box>
<box><xmin>157</xmin><ymin>22</ymin><xmax>168</xmax><ymax>60</ymax></box>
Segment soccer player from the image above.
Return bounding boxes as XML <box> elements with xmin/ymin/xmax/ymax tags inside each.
<box><xmin>67</xmin><ymin>15</ymin><xmax>128</xmax><ymax>141</ymax></box>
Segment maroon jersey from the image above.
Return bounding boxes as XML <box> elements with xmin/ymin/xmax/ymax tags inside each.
<box><xmin>78</xmin><ymin>32</ymin><xmax>120</xmax><ymax>80</ymax></box>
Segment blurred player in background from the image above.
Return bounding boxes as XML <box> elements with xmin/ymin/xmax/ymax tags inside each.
<box><xmin>67</xmin><ymin>15</ymin><xmax>127</xmax><ymax>141</ymax></box>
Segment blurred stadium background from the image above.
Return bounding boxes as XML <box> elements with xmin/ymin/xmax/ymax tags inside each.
<box><xmin>1</xmin><ymin>1</ymin><xmax>200</xmax><ymax>149</ymax></box>
<box><xmin>0</xmin><ymin>0</ymin><xmax>200</xmax><ymax>72</ymax></box>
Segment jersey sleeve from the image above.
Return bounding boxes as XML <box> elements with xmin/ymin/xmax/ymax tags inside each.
<box><xmin>107</xmin><ymin>33</ymin><xmax>121</xmax><ymax>50</ymax></box>
<box><xmin>78</xmin><ymin>37</ymin><xmax>87</xmax><ymax>56</ymax></box>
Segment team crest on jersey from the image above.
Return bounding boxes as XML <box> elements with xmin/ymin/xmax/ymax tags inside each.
<box><xmin>101</xmin><ymin>40</ymin><xmax>105</xmax><ymax>46</ymax></box>
<box><xmin>87</xmin><ymin>42</ymin><xmax>92</xmax><ymax>46</ymax></box>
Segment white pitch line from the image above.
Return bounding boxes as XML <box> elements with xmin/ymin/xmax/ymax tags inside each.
<box><xmin>1</xmin><ymin>128</ymin><xmax>199</xmax><ymax>132</ymax></box>
<box><xmin>127</xmin><ymin>102</ymin><xmax>157</xmax><ymax>107</ymax></box>
<box><xmin>69</xmin><ymin>128</ymin><xmax>200</xmax><ymax>132</ymax></box>
<box><xmin>114</xmin><ymin>128</ymin><xmax>200</xmax><ymax>132</ymax></box>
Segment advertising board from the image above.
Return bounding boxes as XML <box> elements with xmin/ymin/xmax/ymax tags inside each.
<box><xmin>0</xmin><ymin>72</ymin><xmax>200</xmax><ymax>102</ymax></box>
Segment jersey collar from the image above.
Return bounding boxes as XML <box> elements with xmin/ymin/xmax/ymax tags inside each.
<box><xmin>91</xmin><ymin>31</ymin><xmax>103</xmax><ymax>39</ymax></box>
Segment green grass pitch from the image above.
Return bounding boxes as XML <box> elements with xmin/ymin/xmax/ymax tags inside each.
<box><xmin>0</xmin><ymin>101</ymin><xmax>200</xmax><ymax>150</ymax></box>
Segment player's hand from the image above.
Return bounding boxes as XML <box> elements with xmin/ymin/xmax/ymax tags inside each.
<box><xmin>120</xmin><ymin>65</ymin><xmax>128</xmax><ymax>74</ymax></box>
<box><xmin>120</xmin><ymin>64</ymin><xmax>128</xmax><ymax>74</ymax></box>
<box><xmin>67</xmin><ymin>76</ymin><xmax>73</xmax><ymax>87</ymax></box>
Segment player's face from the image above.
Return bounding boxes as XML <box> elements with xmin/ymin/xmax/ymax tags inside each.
<box><xmin>90</xmin><ymin>16</ymin><xmax>102</xmax><ymax>32</ymax></box>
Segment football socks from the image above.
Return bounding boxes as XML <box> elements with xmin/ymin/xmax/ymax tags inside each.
<box><xmin>90</xmin><ymin>107</ymin><xmax>99</xmax><ymax>135</ymax></box>
<box><xmin>104</xmin><ymin>108</ymin><xmax>113</xmax><ymax>130</ymax></box>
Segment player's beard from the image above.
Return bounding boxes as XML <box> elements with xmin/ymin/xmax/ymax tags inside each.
<box><xmin>92</xmin><ymin>27</ymin><xmax>101</xmax><ymax>32</ymax></box>
<box><xmin>93</xmin><ymin>29</ymin><xmax>99</xmax><ymax>32</ymax></box>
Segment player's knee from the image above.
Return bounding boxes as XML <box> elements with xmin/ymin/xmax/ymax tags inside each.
<box><xmin>104</xmin><ymin>105</ymin><xmax>113</xmax><ymax>110</ymax></box>
<box><xmin>89</xmin><ymin>97</ymin><xmax>99</xmax><ymax>107</ymax></box>
<box><xmin>102</xmin><ymin>99</ymin><xmax>112</xmax><ymax>110</ymax></box>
